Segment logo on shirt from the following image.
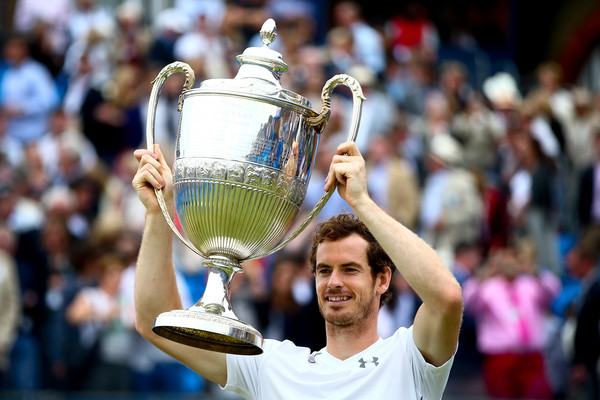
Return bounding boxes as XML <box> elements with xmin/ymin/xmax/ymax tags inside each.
<box><xmin>358</xmin><ymin>357</ymin><xmax>379</xmax><ymax>368</ymax></box>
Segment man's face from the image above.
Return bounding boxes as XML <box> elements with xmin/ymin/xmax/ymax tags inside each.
<box><xmin>314</xmin><ymin>234</ymin><xmax>381</xmax><ymax>327</ymax></box>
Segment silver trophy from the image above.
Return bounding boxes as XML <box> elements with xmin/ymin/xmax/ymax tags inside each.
<box><xmin>146</xmin><ymin>19</ymin><xmax>365</xmax><ymax>355</ymax></box>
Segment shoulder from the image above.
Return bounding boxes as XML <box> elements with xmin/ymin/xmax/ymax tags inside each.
<box><xmin>260</xmin><ymin>339</ymin><xmax>312</xmax><ymax>361</ymax></box>
<box><xmin>376</xmin><ymin>327</ymin><xmax>417</xmax><ymax>361</ymax></box>
<box><xmin>228</xmin><ymin>339</ymin><xmax>311</xmax><ymax>368</ymax></box>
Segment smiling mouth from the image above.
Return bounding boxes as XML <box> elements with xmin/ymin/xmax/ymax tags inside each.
<box><xmin>327</xmin><ymin>296</ymin><xmax>351</xmax><ymax>302</ymax></box>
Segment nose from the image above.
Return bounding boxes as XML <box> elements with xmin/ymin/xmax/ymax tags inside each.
<box><xmin>327</xmin><ymin>269</ymin><xmax>343</xmax><ymax>289</ymax></box>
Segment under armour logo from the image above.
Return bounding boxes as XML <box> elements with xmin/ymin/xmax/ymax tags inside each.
<box><xmin>358</xmin><ymin>357</ymin><xmax>379</xmax><ymax>368</ymax></box>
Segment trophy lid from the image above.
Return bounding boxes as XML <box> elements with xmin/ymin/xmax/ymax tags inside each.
<box><xmin>235</xmin><ymin>18</ymin><xmax>289</xmax><ymax>76</ymax></box>
<box><xmin>192</xmin><ymin>19</ymin><xmax>314</xmax><ymax>114</ymax></box>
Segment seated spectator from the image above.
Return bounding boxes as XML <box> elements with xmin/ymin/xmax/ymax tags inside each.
<box><xmin>65</xmin><ymin>252</ymin><xmax>131</xmax><ymax>391</ymax></box>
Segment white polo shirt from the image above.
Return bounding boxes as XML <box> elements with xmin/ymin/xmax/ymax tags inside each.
<box><xmin>224</xmin><ymin>326</ymin><xmax>454</xmax><ymax>400</ymax></box>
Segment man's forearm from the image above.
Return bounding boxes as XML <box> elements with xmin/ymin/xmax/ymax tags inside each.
<box><xmin>352</xmin><ymin>197</ymin><xmax>462</xmax><ymax>315</ymax></box>
<box><xmin>135</xmin><ymin>211</ymin><xmax>183</xmax><ymax>337</ymax></box>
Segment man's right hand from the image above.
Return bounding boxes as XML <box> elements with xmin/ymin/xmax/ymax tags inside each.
<box><xmin>132</xmin><ymin>144</ymin><xmax>173</xmax><ymax>213</ymax></box>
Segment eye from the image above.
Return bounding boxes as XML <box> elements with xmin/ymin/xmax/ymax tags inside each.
<box><xmin>316</xmin><ymin>267</ymin><xmax>331</xmax><ymax>276</ymax></box>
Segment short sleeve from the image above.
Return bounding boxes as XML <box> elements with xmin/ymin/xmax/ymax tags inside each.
<box><xmin>406</xmin><ymin>326</ymin><xmax>456</xmax><ymax>400</ymax></box>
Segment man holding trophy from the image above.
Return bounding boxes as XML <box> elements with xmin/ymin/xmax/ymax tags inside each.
<box><xmin>132</xmin><ymin>18</ymin><xmax>462</xmax><ymax>399</ymax></box>
<box><xmin>132</xmin><ymin>140</ymin><xmax>463</xmax><ymax>399</ymax></box>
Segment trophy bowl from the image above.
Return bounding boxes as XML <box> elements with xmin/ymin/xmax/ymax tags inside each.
<box><xmin>146</xmin><ymin>19</ymin><xmax>365</xmax><ymax>355</ymax></box>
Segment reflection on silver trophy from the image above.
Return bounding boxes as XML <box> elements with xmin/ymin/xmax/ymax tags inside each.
<box><xmin>146</xmin><ymin>19</ymin><xmax>365</xmax><ymax>355</ymax></box>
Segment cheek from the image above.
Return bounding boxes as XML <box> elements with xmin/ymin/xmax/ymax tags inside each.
<box><xmin>315</xmin><ymin>278</ymin><xmax>326</xmax><ymax>294</ymax></box>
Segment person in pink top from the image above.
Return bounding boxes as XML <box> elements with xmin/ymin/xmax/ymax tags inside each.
<box><xmin>463</xmin><ymin>239</ymin><xmax>561</xmax><ymax>399</ymax></box>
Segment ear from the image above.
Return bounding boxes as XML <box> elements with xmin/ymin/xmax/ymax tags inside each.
<box><xmin>376</xmin><ymin>266</ymin><xmax>392</xmax><ymax>296</ymax></box>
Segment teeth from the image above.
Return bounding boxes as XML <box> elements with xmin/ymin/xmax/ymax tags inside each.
<box><xmin>328</xmin><ymin>296</ymin><xmax>349</xmax><ymax>302</ymax></box>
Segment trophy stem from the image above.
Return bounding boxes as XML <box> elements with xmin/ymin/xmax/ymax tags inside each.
<box><xmin>192</xmin><ymin>256</ymin><xmax>241</xmax><ymax>318</ymax></box>
<box><xmin>152</xmin><ymin>256</ymin><xmax>263</xmax><ymax>355</ymax></box>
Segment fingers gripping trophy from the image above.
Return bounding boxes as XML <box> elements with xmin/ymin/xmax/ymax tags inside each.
<box><xmin>146</xmin><ymin>19</ymin><xmax>365</xmax><ymax>355</ymax></box>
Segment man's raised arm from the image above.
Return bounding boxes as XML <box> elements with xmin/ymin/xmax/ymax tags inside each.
<box><xmin>132</xmin><ymin>145</ymin><xmax>227</xmax><ymax>385</ymax></box>
<box><xmin>325</xmin><ymin>141</ymin><xmax>463</xmax><ymax>366</ymax></box>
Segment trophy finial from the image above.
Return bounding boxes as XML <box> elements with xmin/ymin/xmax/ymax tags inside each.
<box><xmin>260</xmin><ymin>18</ymin><xmax>277</xmax><ymax>46</ymax></box>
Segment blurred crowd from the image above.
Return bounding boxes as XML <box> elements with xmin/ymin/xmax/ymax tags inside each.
<box><xmin>0</xmin><ymin>0</ymin><xmax>600</xmax><ymax>398</ymax></box>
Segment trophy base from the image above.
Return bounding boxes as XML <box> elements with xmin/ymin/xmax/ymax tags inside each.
<box><xmin>152</xmin><ymin>309</ymin><xmax>263</xmax><ymax>355</ymax></box>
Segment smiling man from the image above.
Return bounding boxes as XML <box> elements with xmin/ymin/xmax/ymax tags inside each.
<box><xmin>132</xmin><ymin>141</ymin><xmax>463</xmax><ymax>400</ymax></box>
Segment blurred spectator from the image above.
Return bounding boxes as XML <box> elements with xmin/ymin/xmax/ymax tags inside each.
<box><xmin>19</xmin><ymin>143</ymin><xmax>52</xmax><ymax>201</ymax></box>
<box><xmin>173</xmin><ymin>6</ymin><xmax>232</xmax><ymax>80</ymax></box>
<box><xmin>0</xmin><ymin>111</ymin><xmax>24</xmax><ymax>168</ymax></box>
<box><xmin>36</xmin><ymin>109</ymin><xmax>98</xmax><ymax>187</ymax></box>
<box><xmin>482</xmin><ymin>71</ymin><xmax>522</xmax><ymax>117</ymax></box>
<box><xmin>61</xmin><ymin>52</ymin><xmax>98</xmax><ymax>117</ymax></box>
<box><xmin>366</xmin><ymin>134</ymin><xmax>420</xmax><ymax>231</ymax></box>
<box><xmin>438</xmin><ymin>61</ymin><xmax>472</xmax><ymax>114</ymax></box>
<box><xmin>387</xmin><ymin>112</ymin><xmax>424</xmax><ymax>184</ymax></box>
<box><xmin>407</xmin><ymin>90</ymin><xmax>453</xmax><ymax>182</ymax></box>
<box><xmin>4</xmin><ymin>174</ymin><xmax>49</xmax><ymax>391</ymax></box>
<box><xmin>530</xmin><ymin>61</ymin><xmax>574</xmax><ymax>128</ymax></box>
<box><xmin>411</xmin><ymin>90</ymin><xmax>453</xmax><ymax>139</ymax></box>
<box><xmin>419</xmin><ymin>134</ymin><xmax>483</xmax><ymax>266</ymax></box>
<box><xmin>479</xmin><ymin>170</ymin><xmax>511</xmax><ymax>251</ymax></box>
<box><xmin>61</xmin><ymin>0</ymin><xmax>116</xmax><ymax>98</ymax></box>
<box><xmin>570</xmin><ymin>227</ymin><xmax>600</xmax><ymax>399</ymax></box>
<box><xmin>521</xmin><ymin>90</ymin><xmax>563</xmax><ymax>161</ymax></box>
<box><xmin>114</xmin><ymin>1</ymin><xmax>152</xmax><ymax>67</ymax></box>
<box><xmin>0</xmin><ymin>35</ymin><xmax>59</xmax><ymax>145</ymax></box>
<box><xmin>285</xmin><ymin>45</ymin><xmax>327</xmax><ymax>106</ymax></box>
<box><xmin>331</xmin><ymin>1</ymin><xmax>386</xmax><ymax>76</ymax></box>
<box><xmin>20</xmin><ymin>18</ymin><xmax>67</xmax><ymax>79</ymax></box>
<box><xmin>384</xmin><ymin>1</ymin><xmax>439</xmax><ymax>64</ymax></box>
<box><xmin>577</xmin><ymin>129</ymin><xmax>600</xmax><ymax>232</ymax></box>
<box><xmin>99</xmin><ymin>149</ymin><xmax>146</xmax><ymax>235</ymax></box>
<box><xmin>221</xmin><ymin>0</ymin><xmax>269</xmax><ymax>46</ymax></box>
<box><xmin>13</xmin><ymin>0</ymin><xmax>74</xmax><ymax>68</ymax></box>
<box><xmin>80</xmin><ymin>64</ymin><xmax>145</xmax><ymax>166</ymax></box>
<box><xmin>65</xmin><ymin>252</ymin><xmax>131</xmax><ymax>391</ymax></box>
<box><xmin>175</xmin><ymin>0</ymin><xmax>227</xmax><ymax>33</ymax></box>
<box><xmin>447</xmin><ymin>240</ymin><xmax>485</xmax><ymax>397</ymax></box>
<box><xmin>463</xmin><ymin>241</ymin><xmax>561</xmax><ymax>399</ymax></box>
<box><xmin>39</xmin><ymin>216</ymin><xmax>78</xmax><ymax>390</ymax></box>
<box><xmin>0</xmin><ymin>226</ymin><xmax>20</xmax><ymax>389</ymax></box>
<box><xmin>325</xmin><ymin>26</ymin><xmax>356</xmax><ymax>75</ymax></box>
<box><xmin>266</xmin><ymin>0</ymin><xmax>317</xmax><ymax>63</ymax></box>
<box><xmin>256</xmin><ymin>251</ymin><xmax>324</xmax><ymax>351</ymax></box>
<box><xmin>147</xmin><ymin>8</ymin><xmax>191</xmax><ymax>67</ymax></box>
<box><xmin>345</xmin><ymin>64</ymin><xmax>395</xmax><ymax>153</ymax></box>
<box><xmin>507</xmin><ymin>133</ymin><xmax>560</xmax><ymax>272</ymax></box>
<box><xmin>452</xmin><ymin>241</ymin><xmax>483</xmax><ymax>286</ymax></box>
<box><xmin>67</xmin><ymin>175</ymin><xmax>103</xmax><ymax>240</ymax></box>
<box><xmin>452</xmin><ymin>92</ymin><xmax>503</xmax><ymax>179</ymax></box>
<box><xmin>377</xmin><ymin>273</ymin><xmax>420</xmax><ymax>339</ymax></box>
<box><xmin>385</xmin><ymin>55</ymin><xmax>437</xmax><ymax>117</ymax></box>
<box><xmin>563</xmin><ymin>87</ymin><xmax>599</xmax><ymax>172</ymax></box>
<box><xmin>66</xmin><ymin>0</ymin><xmax>116</xmax><ymax>45</ymax></box>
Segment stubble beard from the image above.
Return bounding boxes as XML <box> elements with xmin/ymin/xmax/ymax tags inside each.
<box><xmin>319</xmin><ymin>287</ymin><xmax>378</xmax><ymax>333</ymax></box>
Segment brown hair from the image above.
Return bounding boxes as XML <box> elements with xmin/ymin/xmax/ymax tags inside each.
<box><xmin>309</xmin><ymin>214</ymin><xmax>396</xmax><ymax>307</ymax></box>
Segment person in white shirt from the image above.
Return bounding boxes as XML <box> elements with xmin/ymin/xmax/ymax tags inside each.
<box><xmin>131</xmin><ymin>141</ymin><xmax>463</xmax><ymax>399</ymax></box>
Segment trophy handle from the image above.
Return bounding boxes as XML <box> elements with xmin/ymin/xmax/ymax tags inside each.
<box><xmin>146</xmin><ymin>62</ymin><xmax>203</xmax><ymax>257</ymax></box>
<box><xmin>249</xmin><ymin>74</ymin><xmax>366</xmax><ymax>260</ymax></box>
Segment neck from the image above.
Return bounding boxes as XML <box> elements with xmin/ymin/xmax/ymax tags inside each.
<box><xmin>325</xmin><ymin>308</ymin><xmax>380</xmax><ymax>360</ymax></box>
